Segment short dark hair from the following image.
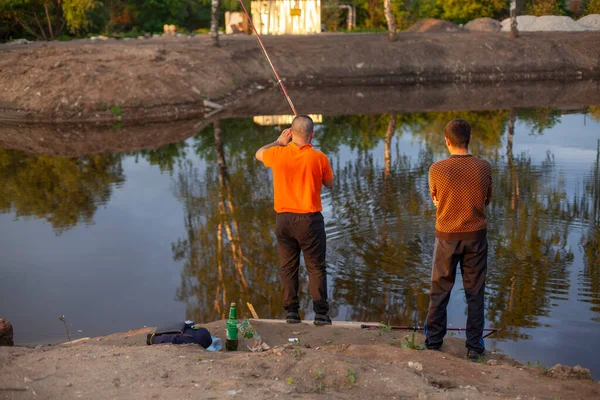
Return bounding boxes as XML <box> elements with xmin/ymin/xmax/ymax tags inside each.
<box><xmin>444</xmin><ymin>119</ymin><xmax>470</xmax><ymax>148</ymax></box>
<box><xmin>291</xmin><ymin>115</ymin><xmax>314</xmax><ymax>136</ymax></box>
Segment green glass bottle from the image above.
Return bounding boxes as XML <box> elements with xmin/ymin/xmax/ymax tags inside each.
<box><xmin>225</xmin><ymin>302</ymin><xmax>238</xmax><ymax>351</ymax></box>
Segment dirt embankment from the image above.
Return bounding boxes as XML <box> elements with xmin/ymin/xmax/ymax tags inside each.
<box><xmin>1</xmin><ymin>80</ymin><xmax>599</xmax><ymax>157</ymax></box>
<box><xmin>1</xmin><ymin>32</ymin><xmax>600</xmax><ymax>123</ymax></box>
<box><xmin>0</xmin><ymin>320</ymin><xmax>598</xmax><ymax>399</ymax></box>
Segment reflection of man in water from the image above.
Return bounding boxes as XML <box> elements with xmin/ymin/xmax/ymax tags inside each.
<box><xmin>256</xmin><ymin>115</ymin><xmax>334</xmax><ymax>325</ymax></box>
<box><xmin>425</xmin><ymin>119</ymin><xmax>492</xmax><ymax>359</ymax></box>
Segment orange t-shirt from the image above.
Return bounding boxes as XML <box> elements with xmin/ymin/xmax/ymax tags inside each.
<box><xmin>262</xmin><ymin>142</ymin><xmax>334</xmax><ymax>213</ymax></box>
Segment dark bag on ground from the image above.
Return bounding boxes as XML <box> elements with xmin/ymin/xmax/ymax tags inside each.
<box><xmin>146</xmin><ymin>321</ymin><xmax>212</xmax><ymax>349</ymax></box>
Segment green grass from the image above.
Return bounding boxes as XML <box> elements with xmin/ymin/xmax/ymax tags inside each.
<box><xmin>347</xmin><ymin>368</ymin><xmax>357</xmax><ymax>388</ymax></box>
<box><xmin>526</xmin><ymin>361</ymin><xmax>548</xmax><ymax>371</ymax></box>
<box><xmin>401</xmin><ymin>333</ymin><xmax>425</xmax><ymax>350</ymax></box>
<box><xmin>378</xmin><ymin>322</ymin><xmax>392</xmax><ymax>333</ymax></box>
<box><xmin>314</xmin><ymin>369</ymin><xmax>325</xmax><ymax>393</ymax></box>
<box><xmin>110</xmin><ymin>105</ymin><xmax>122</xmax><ymax>116</ymax></box>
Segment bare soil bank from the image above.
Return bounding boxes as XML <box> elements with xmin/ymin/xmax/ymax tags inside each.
<box><xmin>0</xmin><ymin>320</ymin><xmax>598</xmax><ymax>399</ymax></box>
<box><xmin>1</xmin><ymin>32</ymin><xmax>600</xmax><ymax>122</ymax></box>
<box><xmin>1</xmin><ymin>80</ymin><xmax>599</xmax><ymax>157</ymax></box>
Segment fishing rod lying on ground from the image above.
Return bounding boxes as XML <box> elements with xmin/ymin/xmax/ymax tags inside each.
<box><xmin>360</xmin><ymin>324</ymin><xmax>500</xmax><ymax>339</ymax></box>
<box><xmin>237</xmin><ymin>0</ymin><xmax>297</xmax><ymax>116</ymax></box>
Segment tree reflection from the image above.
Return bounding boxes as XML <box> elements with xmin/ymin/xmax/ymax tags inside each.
<box><xmin>578</xmin><ymin>140</ymin><xmax>600</xmax><ymax>322</ymax></box>
<box><xmin>486</xmin><ymin>148</ymin><xmax>575</xmax><ymax>339</ymax></box>
<box><xmin>327</xmin><ymin>125</ymin><xmax>434</xmax><ymax>325</ymax></box>
<box><xmin>172</xmin><ymin>120</ymin><xmax>286</xmax><ymax>322</ymax></box>
<box><xmin>0</xmin><ymin>149</ymin><xmax>124</xmax><ymax>233</ymax></box>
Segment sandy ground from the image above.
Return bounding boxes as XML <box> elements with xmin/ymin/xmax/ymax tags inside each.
<box><xmin>0</xmin><ymin>320</ymin><xmax>598</xmax><ymax>399</ymax></box>
<box><xmin>1</xmin><ymin>32</ymin><xmax>600</xmax><ymax>122</ymax></box>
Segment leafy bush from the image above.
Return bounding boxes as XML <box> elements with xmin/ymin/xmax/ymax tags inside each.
<box><xmin>525</xmin><ymin>0</ymin><xmax>568</xmax><ymax>16</ymax></box>
<box><xmin>584</xmin><ymin>0</ymin><xmax>600</xmax><ymax>14</ymax></box>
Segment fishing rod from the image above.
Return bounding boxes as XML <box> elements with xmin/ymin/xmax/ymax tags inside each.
<box><xmin>360</xmin><ymin>324</ymin><xmax>500</xmax><ymax>339</ymax></box>
<box><xmin>237</xmin><ymin>0</ymin><xmax>298</xmax><ymax>116</ymax></box>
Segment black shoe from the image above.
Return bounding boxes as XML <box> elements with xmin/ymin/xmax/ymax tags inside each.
<box><xmin>286</xmin><ymin>311</ymin><xmax>301</xmax><ymax>324</ymax></box>
<box><xmin>314</xmin><ymin>314</ymin><xmax>332</xmax><ymax>326</ymax></box>
<box><xmin>467</xmin><ymin>349</ymin><xmax>485</xmax><ymax>361</ymax></box>
<box><xmin>426</xmin><ymin>345</ymin><xmax>441</xmax><ymax>351</ymax></box>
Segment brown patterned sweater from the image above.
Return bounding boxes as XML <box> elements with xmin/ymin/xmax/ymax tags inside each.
<box><xmin>429</xmin><ymin>155</ymin><xmax>492</xmax><ymax>240</ymax></box>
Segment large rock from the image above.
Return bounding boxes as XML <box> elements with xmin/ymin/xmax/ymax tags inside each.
<box><xmin>465</xmin><ymin>18</ymin><xmax>502</xmax><ymax>32</ymax></box>
<box><xmin>405</xmin><ymin>18</ymin><xmax>462</xmax><ymax>33</ymax></box>
<box><xmin>0</xmin><ymin>318</ymin><xmax>14</xmax><ymax>346</ymax></box>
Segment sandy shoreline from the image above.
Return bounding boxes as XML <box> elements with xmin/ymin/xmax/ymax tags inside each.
<box><xmin>0</xmin><ymin>319</ymin><xmax>598</xmax><ymax>399</ymax></box>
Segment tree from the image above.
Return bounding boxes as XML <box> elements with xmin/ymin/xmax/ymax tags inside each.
<box><xmin>436</xmin><ymin>0</ymin><xmax>507</xmax><ymax>24</ymax></box>
<box><xmin>586</xmin><ymin>0</ymin><xmax>600</xmax><ymax>14</ymax></box>
<box><xmin>510</xmin><ymin>0</ymin><xmax>518</xmax><ymax>38</ymax></box>
<box><xmin>525</xmin><ymin>0</ymin><xmax>567</xmax><ymax>16</ymax></box>
<box><xmin>0</xmin><ymin>0</ymin><xmax>65</xmax><ymax>40</ymax></box>
<box><xmin>383</xmin><ymin>0</ymin><xmax>397</xmax><ymax>41</ymax></box>
<box><xmin>210</xmin><ymin>0</ymin><xmax>219</xmax><ymax>46</ymax></box>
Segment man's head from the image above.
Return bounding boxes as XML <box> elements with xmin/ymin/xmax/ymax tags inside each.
<box><xmin>444</xmin><ymin>119</ymin><xmax>471</xmax><ymax>150</ymax></box>
<box><xmin>291</xmin><ymin>115</ymin><xmax>314</xmax><ymax>144</ymax></box>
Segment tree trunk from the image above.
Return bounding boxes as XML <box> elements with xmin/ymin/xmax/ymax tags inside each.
<box><xmin>44</xmin><ymin>3</ymin><xmax>54</xmax><ymax>39</ymax></box>
<box><xmin>211</xmin><ymin>0</ymin><xmax>220</xmax><ymax>47</ymax></box>
<box><xmin>510</xmin><ymin>0</ymin><xmax>519</xmax><ymax>38</ymax></box>
<box><xmin>383</xmin><ymin>0</ymin><xmax>396</xmax><ymax>42</ymax></box>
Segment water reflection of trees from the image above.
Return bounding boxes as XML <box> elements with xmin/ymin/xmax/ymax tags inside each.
<box><xmin>172</xmin><ymin>120</ymin><xmax>286</xmax><ymax>322</ymax></box>
<box><xmin>487</xmin><ymin>151</ymin><xmax>575</xmax><ymax>339</ymax></box>
<box><xmin>323</xmin><ymin>109</ymin><xmax>586</xmax><ymax>339</ymax></box>
<box><xmin>0</xmin><ymin>149</ymin><xmax>124</xmax><ymax>233</ymax></box>
<box><xmin>578</xmin><ymin>140</ymin><xmax>600</xmax><ymax>322</ymax></box>
<box><xmin>328</xmin><ymin>139</ymin><xmax>434</xmax><ymax>324</ymax></box>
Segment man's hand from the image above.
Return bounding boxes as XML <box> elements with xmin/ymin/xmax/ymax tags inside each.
<box><xmin>276</xmin><ymin>128</ymin><xmax>292</xmax><ymax>146</ymax></box>
<box><xmin>256</xmin><ymin>128</ymin><xmax>293</xmax><ymax>162</ymax></box>
<box><xmin>433</xmin><ymin>196</ymin><xmax>439</xmax><ymax>208</ymax></box>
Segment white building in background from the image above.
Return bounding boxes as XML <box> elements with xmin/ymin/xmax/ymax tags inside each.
<box><xmin>250</xmin><ymin>0</ymin><xmax>321</xmax><ymax>35</ymax></box>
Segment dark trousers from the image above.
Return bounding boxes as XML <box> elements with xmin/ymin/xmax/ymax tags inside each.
<box><xmin>275</xmin><ymin>212</ymin><xmax>329</xmax><ymax>315</ymax></box>
<box><xmin>425</xmin><ymin>238</ymin><xmax>488</xmax><ymax>352</ymax></box>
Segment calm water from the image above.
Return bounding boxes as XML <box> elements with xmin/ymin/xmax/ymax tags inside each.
<box><xmin>1</xmin><ymin>107</ymin><xmax>599</xmax><ymax>378</ymax></box>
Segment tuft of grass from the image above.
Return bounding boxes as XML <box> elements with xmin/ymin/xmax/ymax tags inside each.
<box><xmin>526</xmin><ymin>361</ymin><xmax>548</xmax><ymax>371</ymax></box>
<box><xmin>315</xmin><ymin>369</ymin><xmax>325</xmax><ymax>380</ymax></box>
<box><xmin>401</xmin><ymin>333</ymin><xmax>425</xmax><ymax>350</ymax></box>
<box><xmin>110</xmin><ymin>105</ymin><xmax>122</xmax><ymax>116</ymax></box>
<box><xmin>313</xmin><ymin>369</ymin><xmax>325</xmax><ymax>393</ymax></box>
<box><xmin>112</xmin><ymin>378</ymin><xmax>121</xmax><ymax>387</ymax></box>
<box><xmin>314</xmin><ymin>381</ymin><xmax>324</xmax><ymax>393</ymax></box>
<box><xmin>389</xmin><ymin>339</ymin><xmax>397</xmax><ymax>346</ymax></box>
<box><xmin>378</xmin><ymin>322</ymin><xmax>392</xmax><ymax>333</ymax></box>
<box><xmin>347</xmin><ymin>368</ymin><xmax>357</xmax><ymax>388</ymax></box>
<box><xmin>197</xmin><ymin>355</ymin><xmax>203</xmax><ymax>361</ymax></box>
<box><xmin>495</xmin><ymin>375</ymin><xmax>500</xmax><ymax>379</ymax></box>
<box><xmin>292</xmin><ymin>348</ymin><xmax>304</xmax><ymax>358</ymax></box>
<box><xmin>287</xmin><ymin>377</ymin><xmax>293</xmax><ymax>385</ymax></box>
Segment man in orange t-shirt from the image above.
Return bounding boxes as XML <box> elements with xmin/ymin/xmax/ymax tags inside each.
<box><xmin>256</xmin><ymin>115</ymin><xmax>334</xmax><ymax>325</ymax></box>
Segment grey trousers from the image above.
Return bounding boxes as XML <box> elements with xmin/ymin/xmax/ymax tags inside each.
<box><xmin>425</xmin><ymin>237</ymin><xmax>488</xmax><ymax>353</ymax></box>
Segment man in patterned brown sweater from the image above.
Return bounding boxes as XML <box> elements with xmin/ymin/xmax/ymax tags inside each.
<box><xmin>425</xmin><ymin>119</ymin><xmax>492</xmax><ymax>360</ymax></box>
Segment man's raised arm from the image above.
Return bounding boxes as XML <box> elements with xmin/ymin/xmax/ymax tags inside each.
<box><xmin>256</xmin><ymin>129</ymin><xmax>292</xmax><ymax>163</ymax></box>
